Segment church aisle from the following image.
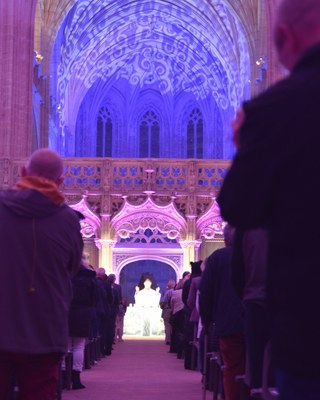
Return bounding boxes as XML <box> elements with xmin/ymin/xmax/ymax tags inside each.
<box><xmin>61</xmin><ymin>338</ymin><xmax>202</xmax><ymax>400</ymax></box>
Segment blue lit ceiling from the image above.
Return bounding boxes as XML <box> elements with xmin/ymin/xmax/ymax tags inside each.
<box><xmin>50</xmin><ymin>0</ymin><xmax>251</xmax><ymax>158</ymax></box>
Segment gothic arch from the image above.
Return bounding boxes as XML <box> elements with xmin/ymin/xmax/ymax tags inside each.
<box><xmin>74</xmin><ymin>85</ymin><xmax>124</xmax><ymax>157</ymax></box>
<box><xmin>196</xmin><ymin>198</ymin><xmax>224</xmax><ymax>239</ymax></box>
<box><xmin>184</xmin><ymin>106</ymin><xmax>204</xmax><ymax>159</ymax></box>
<box><xmin>70</xmin><ymin>196</ymin><xmax>101</xmax><ymax>238</ymax></box>
<box><xmin>111</xmin><ymin>195</ymin><xmax>187</xmax><ymax>242</ymax></box>
<box><xmin>113</xmin><ymin>254</ymin><xmax>183</xmax><ymax>283</ymax></box>
<box><xmin>130</xmin><ymin>96</ymin><xmax>166</xmax><ymax>158</ymax></box>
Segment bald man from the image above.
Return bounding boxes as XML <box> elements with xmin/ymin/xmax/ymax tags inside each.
<box><xmin>217</xmin><ymin>0</ymin><xmax>320</xmax><ymax>398</ymax></box>
<box><xmin>0</xmin><ymin>149</ymin><xmax>83</xmax><ymax>400</ymax></box>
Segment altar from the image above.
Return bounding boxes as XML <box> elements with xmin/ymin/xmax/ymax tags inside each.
<box><xmin>124</xmin><ymin>306</ymin><xmax>164</xmax><ymax>337</ymax></box>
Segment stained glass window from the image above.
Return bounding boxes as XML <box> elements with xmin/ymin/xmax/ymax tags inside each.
<box><xmin>96</xmin><ymin>106</ymin><xmax>112</xmax><ymax>157</ymax></box>
<box><xmin>139</xmin><ymin>110</ymin><xmax>160</xmax><ymax>158</ymax></box>
<box><xmin>187</xmin><ymin>108</ymin><xmax>203</xmax><ymax>159</ymax></box>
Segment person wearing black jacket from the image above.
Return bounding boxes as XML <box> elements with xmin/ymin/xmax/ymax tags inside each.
<box><xmin>96</xmin><ymin>268</ymin><xmax>114</xmax><ymax>356</ymax></box>
<box><xmin>200</xmin><ymin>225</ymin><xmax>245</xmax><ymax>400</ymax></box>
<box><xmin>217</xmin><ymin>1</ymin><xmax>320</xmax><ymax>398</ymax></box>
<box><xmin>106</xmin><ymin>274</ymin><xmax>121</xmax><ymax>354</ymax></box>
<box><xmin>231</xmin><ymin>228</ymin><xmax>269</xmax><ymax>396</ymax></box>
<box><xmin>182</xmin><ymin>261</ymin><xmax>202</xmax><ymax>369</ymax></box>
<box><xmin>67</xmin><ymin>256</ymin><xmax>98</xmax><ymax>389</ymax></box>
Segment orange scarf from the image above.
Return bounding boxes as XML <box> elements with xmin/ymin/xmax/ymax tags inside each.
<box><xmin>15</xmin><ymin>176</ymin><xmax>65</xmax><ymax>205</ymax></box>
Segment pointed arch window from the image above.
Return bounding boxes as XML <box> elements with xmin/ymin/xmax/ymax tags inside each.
<box><xmin>96</xmin><ymin>106</ymin><xmax>112</xmax><ymax>157</ymax></box>
<box><xmin>139</xmin><ymin>110</ymin><xmax>160</xmax><ymax>158</ymax></box>
<box><xmin>187</xmin><ymin>108</ymin><xmax>203</xmax><ymax>158</ymax></box>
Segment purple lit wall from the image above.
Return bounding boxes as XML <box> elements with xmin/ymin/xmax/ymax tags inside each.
<box><xmin>49</xmin><ymin>0</ymin><xmax>251</xmax><ymax>159</ymax></box>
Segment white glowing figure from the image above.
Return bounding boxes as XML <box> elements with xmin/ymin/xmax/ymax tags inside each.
<box><xmin>134</xmin><ymin>278</ymin><xmax>161</xmax><ymax>308</ymax></box>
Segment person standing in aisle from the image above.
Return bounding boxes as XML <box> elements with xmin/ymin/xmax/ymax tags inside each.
<box><xmin>0</xmin><ymin>149</ymin><xmax>83</xmax><ymax>400</ymax></box>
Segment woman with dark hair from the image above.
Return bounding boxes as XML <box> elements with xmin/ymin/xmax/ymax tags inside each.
<box><xmin>136</xmin><ymin>272</ymin><xmax>157</xmax><ymax>291</ymax></box>
<box><xmin>134</xmin><ymin>272</ymin><xmax>160</xmax><ymax>308</ymax></box>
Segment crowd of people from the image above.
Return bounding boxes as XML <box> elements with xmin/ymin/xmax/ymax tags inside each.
<box><xmin>0</xmin><ymin>148</ymin><xmax>128</xmax><ymax>399</ymax></box>
<box><xmin>1</xmin><ymin>0</ymin><xmax>320</xmax><ymax>398</ymax></box>
<box><xmin>160</xmin><ymin>2</ymin><xmax>320</xmax><ymax>398</ymax></box>
<box><xmin>61</xmin><ymin>258</ymin><xmax>126</xmax><ymax>390</ymax></box>
<box><xmin>160</xmin><ymin>231</ymin><xmax>266</xmax><ymax>400</ymax></box>
<box><xmin>217</xmin><ymin>0</ymin><xmax>320</xmax><ymax>399</ymax></box>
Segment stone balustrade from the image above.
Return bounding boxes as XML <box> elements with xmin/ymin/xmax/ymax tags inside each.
<box><xmin>0</xmin><ymin>157</ymin><xmax>230</xmax><ymax>198</ymax></box>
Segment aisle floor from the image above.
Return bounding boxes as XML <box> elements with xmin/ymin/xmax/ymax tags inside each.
<box><xmin>61</xmin><ymin>338</ymin><xmax>203</xmax><ymax>400</ymax></box>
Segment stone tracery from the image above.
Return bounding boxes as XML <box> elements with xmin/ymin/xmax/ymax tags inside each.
<box><xmin>111</xmin><ymin>195</ymin><xmax>187</xmax><ymax>242</ymax></box>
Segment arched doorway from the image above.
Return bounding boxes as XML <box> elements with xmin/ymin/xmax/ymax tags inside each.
<box><xmin>120</xmin><ymin>260</ymin><xmax>176</xmax><ymax>337</ymax></box>
<box><xmin>120</xmin><ymin>260</ymin><xmax>177</xmax><ymax>305</ymax></box>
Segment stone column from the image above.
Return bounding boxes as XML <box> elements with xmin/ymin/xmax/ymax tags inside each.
<box><xmin>96</xmin><ymin>239</ymin><xmax>116</xmax><ymax>273</ymax></box>
<box><xmin>98</xmin><ymin>213</ymin><xmax>116</xmax><ymax>271</ymax></box>
<box><xmin>180</xmin><ymin>239</ymin><xmax>202</xmax><ymax>271</ymax></box>
<box><xmin>0</xmin><ymin>1</ymin><xmax>37</xmax><ymax>157</ymax></box>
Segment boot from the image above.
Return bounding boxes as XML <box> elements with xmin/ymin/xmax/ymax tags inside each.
<box><xmin>72</xmin><ymin>370</ymin><xmax>86</xmax><ymax>390</ymax></box>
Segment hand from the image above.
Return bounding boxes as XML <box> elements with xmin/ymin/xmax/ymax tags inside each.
<box><xmin>135</xmin><ymin>286</ymin><xmax>140</xmax><ymax>293</ymax></box>
<box><xmin>231</xmin><ymin>108</ymin><xmax>245</xmax><ymax>150</ymax></box>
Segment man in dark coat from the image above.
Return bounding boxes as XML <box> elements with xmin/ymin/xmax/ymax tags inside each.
<box><xmin>200</xmin><ymin>225</ymin><xmax>245</xmax><ymax>400</ymax></box>
<box><xmin>231</xmin><ymin>228</ymin><xmax>269</xmax><ymax>396</ymax></box>
<box><xmin>182</xmin><ymin>261</ymin><xmax>202</xmax><ymax>370</ymax></box>
<box><xmin>68</xmin><ymin>258</ymin><xmax>98</xmax><ymax>389</ymax></box>
<box><xmin>95</xmin><ymin>268</ymin><xmax>114</xmax><ymax>355</ymax></box>
<box><xmin>217</xmin><ymin>1</ymin><xmax>320</xmax><ymax>398</ymax></box>
<box><xmin>106</xmin><ymin>274</ymin><xmax>121</xmax><ymax>354</ymax></box>
<box><xmin>0</xmin><ymin>149</ymin><xmax>83</xmax><ymax>400</ymax></box>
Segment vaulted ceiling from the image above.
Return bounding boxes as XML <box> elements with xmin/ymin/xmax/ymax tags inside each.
<box><xmin>34</xmin><ymin>0</ymin><xmax>279</xmax><ymax>156</ymax></box>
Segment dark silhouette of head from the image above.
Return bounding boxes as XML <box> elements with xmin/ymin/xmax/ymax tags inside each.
<box><xmin>190</xmin><ymin>260</ymin><xmax>202</xmax><ymax>276</ymax></box>
<box><xmin>137</xmin><ymin>272</ymin><xmax>157</xmax><ymax>291</ymax></box>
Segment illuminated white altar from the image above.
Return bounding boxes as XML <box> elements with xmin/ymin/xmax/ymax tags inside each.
<box><xmin>124</xmin><ymin>280</ymin><xmax>164</xmax><ymax>336</ymax></box>
<box><xmin>124</xmin><ymin>305</ymin><xmax>164</xmax><ymax>337</ymax></box>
